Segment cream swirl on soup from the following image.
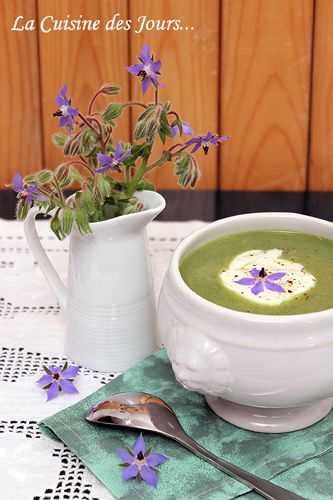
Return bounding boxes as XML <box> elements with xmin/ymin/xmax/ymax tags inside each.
<box><xmin>220</xmin><ymin>249</ymin><xmax>316</xmax><ymax>306</ymax></box>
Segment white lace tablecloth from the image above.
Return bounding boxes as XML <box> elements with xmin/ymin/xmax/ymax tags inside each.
<box><xmin>0</xmin><ymin>218</ymin><xmax>206</xmax><ymax>500</ymax></box>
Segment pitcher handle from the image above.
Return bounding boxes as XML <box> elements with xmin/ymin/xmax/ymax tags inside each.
<box><xmin>24</xmin><ymin>207</ymin><xmax>67</xmax><ymax>309</ymax></box>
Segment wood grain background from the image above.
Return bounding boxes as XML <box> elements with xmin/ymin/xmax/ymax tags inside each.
<box><xmin>1</xmin><ymin>0</ymin><xmax>332</xmax><ymax>197</ymax></box>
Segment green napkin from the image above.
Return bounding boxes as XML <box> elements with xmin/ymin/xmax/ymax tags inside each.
<box><xmin>40</xmin><ymin>350</ymin><xmax>333</xmax><ymax>499</ymax></box>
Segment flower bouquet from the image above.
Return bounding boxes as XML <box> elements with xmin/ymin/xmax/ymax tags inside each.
<box><xmin>12</xmin><ymin>44</ymin><xmax>229</xmax><ymax>239</ymax></box>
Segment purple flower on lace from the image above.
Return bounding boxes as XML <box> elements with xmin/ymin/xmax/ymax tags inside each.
<box><xmin>96</xmin><ymin>143</ymin><xmax>130</xmax><ymax>173</ymax></box>
<box><xmin>12</xmin><ymin>173</ymin><xmax>39</xmax><ymax>202</ymax></box>
<box><xmin>170</xmin><ymin>121</ymin><xmax>193</xmax><ymax>137</ymax></box>
<box><xmin>128</xmin><ymin>45</ymin><xmax>162</xmax><ymax>94</ymax></box>
<box><xmin>36</xmin><ymin>362</ymin><xmax>79</xmax><ymax>401</ymax></box>
<box><xmin>116</xmin><ymin>433</ymin><xmax>168</xmax><ymax>488</ymax></box>
<box><xmin>186</xmin><ymin>132</ymin><xmax>230</xmax><ymax>154</ymax></box>
<box><xmin>235</xmin><ymin>267</ymin><xmax>286</xmax><ymax>295</ymax></box>
<box><xmin>53</xmin><ymin>85</ymin><xmax>79</xmax><ymax>129</ymax></box>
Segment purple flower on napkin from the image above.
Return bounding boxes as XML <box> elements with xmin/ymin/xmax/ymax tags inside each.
<box><xmin>12</xmin><ymin>173</ymin><xmax>40</xmax><ymax>202</ymax></box>
<box><xmin>96</xmin><ymin>143</ymin><xmax>130</xmax><ymax>173</ymax></box>
<box><xmin>116</xmin><ymin>433</ymin><xmax>168</xmax><ymax>488</ymax></box>
<box><xmin>36</xmin><ymin>362</ymin><xmax>79</xmax><ymax>401</ymax></box>
<box><xmin>185</xmin><ymin>132</ymin><xmax>230</xmax><ymax>154</ymax></box>
<box><xmin>127</xmin><ymin>44</ymin><xmax>162</xmax><ymax>94</ymax></box>
<box><xmin>235</xmin><ymin>267</ymin><xmax>286</xmax><ymax>295</ymax></box>
<box><xmin>53</xmin><ymin>84</ymin><xmax>79</xmax><ymax>130</ymax></box>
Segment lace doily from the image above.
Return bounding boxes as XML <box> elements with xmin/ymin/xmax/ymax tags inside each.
<box><xmin>0</xmin><ymin>218</ymin><xmax>206</xmax><ymax>500</ymax></box>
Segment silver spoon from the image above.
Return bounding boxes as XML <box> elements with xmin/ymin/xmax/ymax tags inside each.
<box><xmin>86</xmin><ymin>392</ymin><xmax>304</xmax><ymax>500</ymax></box>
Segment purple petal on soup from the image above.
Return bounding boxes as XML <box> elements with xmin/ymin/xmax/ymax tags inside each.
<box><xmin>140</xmin><ymin>465</ymin><xmax>158</xmax><ymax>487</ymax></box>
<box><xmin>133</xmin><ymin>433</ymin><xmax>145</xmax><ymax>456</ymax></box>
<box><xmin>146</xmin><ymin>452</ymin><xmax>168</xmax><ymax>467</ymax></box>
<box><xmin>235</xmin><ymin>278</ymin><xmax>257</xmax><ymax>286</ymax></box>
<box><xmin>62</xmin><ymin>365</ymin><xmax>79</xmax><ymax>378</ymax></box>
<box><xmin>142</xmin><ymin>77</ymin><xmax>151</xmax><ymax>94</ymax></box>
<box><xmin>251</xmin><ymin>281</ymin><xmax>264</xmax><ymax>295</ymax></box>
<box><xmin>250</xmin><ymin>268</ymin><xmax>260</xmax><ymax>277</ymax></box>
<box><xmin>115</xmin><ymin>447</ymin><xmax>134</xmax><ymax>464</ymax></box>
<box><xmin>265</xmin><ymin>281</ymin><xmax>286</xmax><ymax>293</ymax></box>
<box><xmin>47</xmin><ymin>382</ymin><xmax>59</xmax><ymax>401</ymax></box>
<box><xmin>36</xmin><ymin>374</ymin><xmax>53</xmax><ymax>386</ymax></box>
<box><xmin>59</xmin><ymin>379</ymin><xmax>79</xmax><ymax>394</ymax></box>
<box><xmin>122</xmin><ymin>463</ymin><xmax>139</xmax><ymax>481</ymax></box>
<box><xmin>268</xmin><ymin>272</ymin><xmax>286</xmax><ymax>281</ymax></box>
<box><xmin>127</xmin><ymin>63</ymin><xmax>143</xmax><ymax>75</ymax></box>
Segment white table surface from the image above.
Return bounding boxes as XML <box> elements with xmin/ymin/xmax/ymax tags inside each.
<box><xmin>0</xmin><ymin>218</ymin><xmax>206</xmax><ymax>500</ymax></box>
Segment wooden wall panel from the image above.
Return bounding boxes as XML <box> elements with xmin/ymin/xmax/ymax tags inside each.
<box><xmin>309</xmin><ymin>0</ymin><xmax>333</xmax><ymax>191</ymax></box>
<box><xmin>0</xmin><ymin>0</ymin><xmax>43</xmax><ymax>186</ymax></box>
<box><xmin>129</xmin><ymin>0</ymin><xmax>220</xmax><ymax>190</ymax></box>
<box><xmin>37</xmin><ymin>0</ymin><xmax>130</xmax><ymax>171</ymax></box>
<box><xmin>220</xmin><ymin>0</ymin><xmax>313</xmax><ymax>191</ymax></box>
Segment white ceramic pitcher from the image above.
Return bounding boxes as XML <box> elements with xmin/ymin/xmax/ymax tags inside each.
<box><xmin>24</xmin><ymin>190</ymin><xmax>165</xmax><ymax>372</ymax></box>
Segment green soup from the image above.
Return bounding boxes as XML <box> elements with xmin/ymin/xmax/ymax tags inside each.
<box><xmin>180</xmin><ymin>230</ymin><xmax>333</xmax><ymax>315</ymax></box>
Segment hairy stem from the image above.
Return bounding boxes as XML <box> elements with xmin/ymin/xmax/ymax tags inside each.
<box><xmin>122</xmin><ymin>102</ymin><xmax>148</xmax><ymax>110</ymax></box>
<box><xmin>88</xmin><ymin>89</ymin><xmax>103</xmax><ymax>115</ymax></box>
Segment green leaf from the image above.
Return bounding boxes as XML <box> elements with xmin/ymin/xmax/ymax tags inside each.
<box><xmin>37</xmin><ymin>169</ymin><xmax>54</xmax><ymax>185</ymax></box>
<box><xmin>15</xmin><ymin>198</ymin><xmax>30</xmax><ymax>220</ymax></box>
<box><xmin>52</xmin><ymin>132</ymin><xmax>67</xmax><ymax>148</ymax></box>
<box><xmin>102</xmin><ymin>103</ymin><xmax>124</xmax><ymax>124</ymax></box>
<box><xmin>134</xmin><ymin>104</ymin><xmax>163</xmax><ymax>142</ymax></box>
<box><xmin>75</xmin><ymin>208</ymin><xmax>92</xmax><ymax>235</ymax></box>
<box><xmin>136</xmin><ymin>179</ymin><xmax>156</xmax><ymax>191</ymax></box>
<box><xmin>175</xmin><ymin>152</ymin><xmax>200</xmax><ymax>188</ymax></box>
<box><xmin>50</xmin><ymin>212</ymin><xmax>65</xmax><ymax>240</ymax></box>
<box><xmin>96</xmin><ymin>175</ymin><xmax>112</xmax><ymax>198</ymax></box>
<box><xmin>64</xmin><ymin>134</ymin><xmax>82</xmax><ymax>156</ymax></box>
<box><xmin>69</xmin><ymin>166</ymin><xmax>84</xmax><ymax>184</ymax></box>
<box><xmin>61</xmin><ymin>208</ymin><xmax>74</xmax><ymax>235</ymax></box>
<box><xmin>80</xmin><ymin>128</ymin><xmax>98</xmax><ymax>155</ymax></box>
<box><xmin>24</xmin><ymin>174</ymin><xmax>37</xmax><ymax>184</ymax></box>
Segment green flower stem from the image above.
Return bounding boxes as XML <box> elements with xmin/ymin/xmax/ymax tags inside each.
<box><xmin>122</xmin><ymin>102</ymin><xmax>148</xmax><ymax>110</ymax></box>
<box><xmin>146</xmin><ymin>152</ymin><xmax>171</xmax><ymax>172</ymax></box>
<box><xmin>127</xmin><ymin>160</ymin><xmax>148</xmax><ymax>197</ymax></box>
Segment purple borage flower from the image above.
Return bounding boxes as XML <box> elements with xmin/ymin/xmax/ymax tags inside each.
<box><xmin>170</xmin><ymin>121</ymin><xmax>193</xmax><ymax>137</ymax></box>
<box><xmin>186</xmin><ymin>131</ymin><xmax>230</xmax><ymax>154</ymax></box>
<box><xmin>127</xmin><ymin>44</ymin><xmax>162</xmax><ymax>94</ymax></box>
<box><xmin>36</xmin><ymin>362</ymin><xmax>79</xmax><ymax>401</ymax></box>
<box><xmin>12</xmin><ymin>173</ymin><xmax>39</xmax><ymax>202</ymax></box>
<box><xmin>235</xmin><ymin>267</ymin><xmax>286</xmax><ymax>295</ymax></box>
<box><xmin>53</xmin><ymin>84</ymin><xmax>79</xmax><ymax>130</ymax></box>
<box><xmin>96</xmin><ymin>143</ymin><xmax>130</xmax><ymax>174</ymax></box>
<box><xmin>116</xmin><ymin>433</ymin><xmax>168</xmax><ymax>488</ymax></box>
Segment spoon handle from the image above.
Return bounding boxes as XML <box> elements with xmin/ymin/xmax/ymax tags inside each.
<box><xmin>176</xmin><ymin>433</ymin><xmax>305</xmax><ymax>500</ymax></box>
